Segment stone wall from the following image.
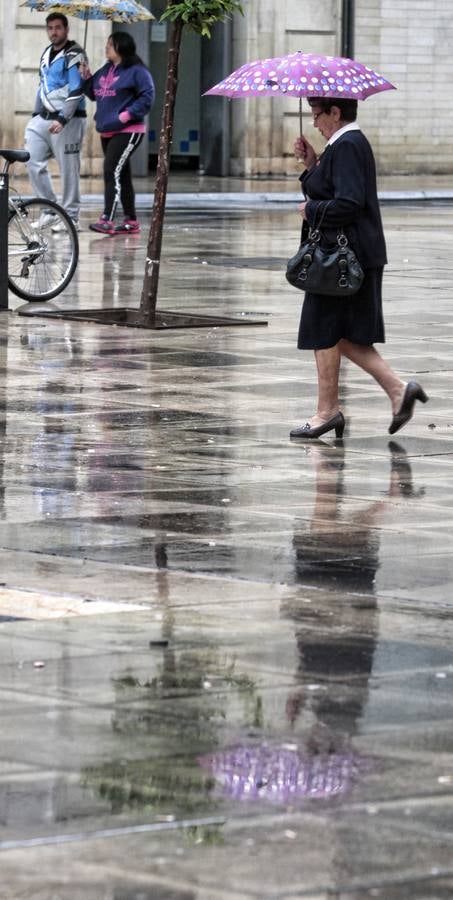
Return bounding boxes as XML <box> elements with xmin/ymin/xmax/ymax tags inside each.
<box><xmin>0</xmin><ymin>3</ymin><xmax>108</xmax><ymax>177</ymax></box>
<box><xmin>2</xmin><ymin>0</ymin><xmax>452</xmax><ymax>177</ymax></box>
<box><xmin>355</xmin><ymin>0</ymin><xmax>453</xmax><ymax>173</ymax></box>
<box><xmin>230</xmin><ymin>0</ymin><xmax>340</xmax><ymax>175</ymax></box>
<box><xmin>230</xmin><ymin>0</ymin><xmax>453</xmax><ymax>175</ymax></box>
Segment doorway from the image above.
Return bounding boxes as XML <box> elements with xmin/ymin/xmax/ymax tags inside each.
<box><xmin>148</xmin><ymin>18</ymin><xmax>201</xmax><ymax>170</ymax></box>
<box><xmin>147</xmin><ymin>12</ymin><xmax>231</xmax><ymax>175</ymax></box>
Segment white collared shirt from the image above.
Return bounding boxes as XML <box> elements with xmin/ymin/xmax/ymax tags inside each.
<box><xmin>327</xmin><ymin>122</ymin><xmax>361</xmax><ymax>147</ymax></box>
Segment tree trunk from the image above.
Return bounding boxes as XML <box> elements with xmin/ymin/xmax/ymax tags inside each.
<box><xmin>138</xmin><ymin>18</ymin><xmax>184</xmax><ymax>326</ymax></box>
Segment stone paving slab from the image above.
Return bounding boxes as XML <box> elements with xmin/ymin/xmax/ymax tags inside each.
<box><xmin>1</xmin><ymin>203</ymin><xmax>453</xmax><ymax>897</ymax></box>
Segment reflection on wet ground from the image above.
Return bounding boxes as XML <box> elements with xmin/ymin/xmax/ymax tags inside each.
<box><xmin>1</xmin><ymin>205</ymin><xmax>453</xmax><ymax>897</ymax></box>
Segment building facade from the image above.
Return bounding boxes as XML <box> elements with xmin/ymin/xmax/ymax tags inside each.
<box><xmin>1</xmin><ymin>0</ymin><xmax>452</xmax><ymax>178</ymax></box>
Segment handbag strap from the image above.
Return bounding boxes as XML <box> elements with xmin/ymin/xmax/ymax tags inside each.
<box><xmin>309</xmin><ymin>200</ymin><xmax>350</xmax><ymax>249</ymax></box>
<box><xmin>313</xmin><ymin>201</ymin><xmax>331</xmax><ymax>230</ymax></box>
<box><xmin>307</xmin><ymin>201</ymin><xmax>331</xmax><ymax>240</ymax></box>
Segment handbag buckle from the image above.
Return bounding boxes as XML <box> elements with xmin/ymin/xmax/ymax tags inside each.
<box><xmin>338</xmin><ymin>251</ymin><xmax>349</xmax><ymax>288</ymax></box>
<box><xmin>298</xmin><ymin>249</ymin><xmax>315</xmax><ymax>282</ymax></box>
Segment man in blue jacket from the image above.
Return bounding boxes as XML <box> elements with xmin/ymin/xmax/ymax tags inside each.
<box><xmin>24</xmin><ymin>13</ymin><xmax>87</xmax><ymax>231</ymax></box>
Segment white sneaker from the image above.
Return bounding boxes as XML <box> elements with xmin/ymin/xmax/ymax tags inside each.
<box><xmin>31</xmin><ymin>211</ymin><xmax>57</xmax><ymax>230</ymax></box>
<box><xmin>51</xmin><ymin>218</ymin><xmax>81</xmax><ymax>233</ymax></box>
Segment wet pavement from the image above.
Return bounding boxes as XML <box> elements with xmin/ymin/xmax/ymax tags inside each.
<box><xmin>2</xmin><ymin>201</ymin><xmax>453</xmax><ymax>898</ymax></box>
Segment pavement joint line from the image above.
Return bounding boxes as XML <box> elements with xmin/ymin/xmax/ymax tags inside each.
<box><xmin>3</xmin><ymin>794</ymin><xmax>453</xmax><ymax>857</ymax></box>
<box><xmin>281</xmin><ymin>869</ymin><xmax>453</xmax><ymax>897</ymax></box>
<box><xmin>0</xmin><ymin>815</ymin><xmax>227</xmax><ymax>851</ymax></box>
<box><xmin>14</xmin><ymin>191</ymin><xmax>453</xmax><ymax>210</ymax></box>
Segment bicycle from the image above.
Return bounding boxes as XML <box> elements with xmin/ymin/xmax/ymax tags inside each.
<box><xmin>1</xmin><ymin>149</ymin><xmax>79</xmax><ymax>302</ymax></box>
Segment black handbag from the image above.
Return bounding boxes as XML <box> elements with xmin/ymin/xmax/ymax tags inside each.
<box><xmin>286</xmin><ymin>202</ymin><xmax>364</xmax><ymax>296</ymax></box>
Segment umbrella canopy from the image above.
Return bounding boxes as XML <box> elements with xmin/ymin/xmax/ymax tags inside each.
<box><xmin>199</xmin><ymin>743</ymin><xmax>367</xmax><ymax>804</ymax></box>
<box><xmin>22</xmin><ymin>0</ymin><xmax>154</xmax><ymax>22</ymax></box>
<box><xmin>22</xmin><ymin>0</ymin><xmax>154</xmax><ymax>49</ymax></box>
<box><xmin>204</xmin><ymin>51</ymin><xmax>396</xmax><ymax>101</ymax></box>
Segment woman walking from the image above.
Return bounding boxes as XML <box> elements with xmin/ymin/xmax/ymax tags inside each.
<box><xmin>82</xmin><ymin>32</ymin><xmax>154</xmax><ymax>235</ymax></box>
<box><xmin>290</xmin><ymin>96</ymin><xmax>428</xmax><ymax>439</ymax></box>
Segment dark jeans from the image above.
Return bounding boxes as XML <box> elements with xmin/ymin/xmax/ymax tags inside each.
<box><xmin>101</xmin><ymin>132</ymin><xmax>143</xmax><ymax>221</ymax></box>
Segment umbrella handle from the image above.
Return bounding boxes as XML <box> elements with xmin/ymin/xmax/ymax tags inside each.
<box><xmin>83</xmin><ymin>17</ymin><xmax>88</xmax><ymax>50</ymax></box>
<box><xmin>299</xmin><ymin>96</ymin><xmax>303</xmax><ymax>137</ymax></box>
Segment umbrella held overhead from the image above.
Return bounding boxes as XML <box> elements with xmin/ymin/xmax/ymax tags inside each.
<box><xmin>22</xmin><ymin>0</ymin><xmax>154</xmax><ymax>47</ymax></box>
<box><xmin>205</xmin><ymin>51</ymin><xmax>396</xmax><ymax>132</ymax></box>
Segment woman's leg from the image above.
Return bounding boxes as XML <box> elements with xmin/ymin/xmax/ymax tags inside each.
<box><xmin>119</xmin><ymin>158</ymin><xmax>134</xmax><ymax>219</ymax></box>
<box><xmin>88</xmin><ymin>137</ymin><xmax>115</xmax><ymax>231</ymax></box>
<box><xmin>100</xmin><ymin>136</ymin><xmax>117</xmax><ymax>220</ymax></box>
<box><xmin>307</xmin><ymin>344</ymin><xmax>342</xmax><ymax>427</ymax></box>
<box><xmin>101</xmin><ymin>133</ymin><xmax>140</xmax><ymax>222</ymax></box>
<box><xmin>115</xmin><ymin>133</ymin><xmax>143</xmax><ymax>220</ymax></box>
<box><xmin>338</xmin><ymin>339</ymin><xmax>405</xmax><ymax>413</ymax></box>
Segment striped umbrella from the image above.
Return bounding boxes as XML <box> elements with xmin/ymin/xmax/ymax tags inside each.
<box><xmin>22</xmin><ymin>0</ymin><xmax>154</xmax><ymax>46</ymax></box>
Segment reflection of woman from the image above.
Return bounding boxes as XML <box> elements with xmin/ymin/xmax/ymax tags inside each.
<box><xmin>284</xmin><ymin>441</ymin><xmax>419</xmax><ymax>741</ymax></box>
<box><xmin>292</xmin><ymin>440</ymin><xmax>418</xmax><ymax>590</ymax></box>
<box><xmin>290</xmin><ymin>97</ymin><xmax>428</xmax><ymax>440</ymax></box>
<box><xmin>82</xmin><ymin>33</ymin><xmax>154</xmax><ymax>236</ymax></box>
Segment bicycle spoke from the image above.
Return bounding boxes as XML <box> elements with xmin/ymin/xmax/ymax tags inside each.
<box><xmin>8</xmin><ymin>198</ymin><xmax>78</xmax><ymax>301</ymax></box>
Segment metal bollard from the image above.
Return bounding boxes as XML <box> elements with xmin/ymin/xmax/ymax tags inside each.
<box><xmin>0</xmin><ymin>170</ymin><xmax>8</xmax><ymax>310</ymax></box>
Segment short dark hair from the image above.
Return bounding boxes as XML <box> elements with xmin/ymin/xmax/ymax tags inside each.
<box><xmin>46</xmin><ymin>12</ymin><xmax>69</xmax><ymax>27</ymax></box>
<box><xmin>308</xmin><ymin>96</ymin><xmax>358</xmax><ymax>122</ymax></box>
<box><xmin>109</xmin><ymin>31</ymin><xmax>144</xmax><ymax>68</ymax></box>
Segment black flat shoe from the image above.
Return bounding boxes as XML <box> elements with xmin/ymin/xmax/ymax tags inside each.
<box><xmin>388</xmin><ymin>382</ymin><xmax>429</xmax><ymax>435</ymax></box>
<box><xmin>290</xmin><ymin>411</ymin><xmax>345</xmax><ymax>439</ymax></box>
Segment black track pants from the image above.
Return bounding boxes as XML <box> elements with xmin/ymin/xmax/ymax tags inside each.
<box><xmin>101</xmin><ymin>132</ymin><xmax>143</xmax><ymax>221</ymax></box>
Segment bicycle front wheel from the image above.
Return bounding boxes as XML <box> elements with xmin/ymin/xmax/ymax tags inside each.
<box><xmin>8</xmin><ymin>198</ymin><xmax>79</xmax><ymax>301</ymax></box>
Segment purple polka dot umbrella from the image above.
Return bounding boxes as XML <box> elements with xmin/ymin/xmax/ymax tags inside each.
<box><xmin>204</xmin><ymin>51</ymin><xmax>396</xmax><ymax>133</ymax></box>
<box><xmin>199</xmin><ymin>743</ymin><xmax>368</xmax><ymax>805</ymax></box>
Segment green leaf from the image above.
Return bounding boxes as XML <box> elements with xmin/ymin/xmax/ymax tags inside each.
<box><xmin>162</xmin><ymin>0</ymin><xmax>244</xmax><ymax>33</ymax></box>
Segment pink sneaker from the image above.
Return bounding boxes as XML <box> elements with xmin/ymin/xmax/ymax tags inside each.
<box><xmin>114</xmin><ymin>219</ymin><xmax>140</xmax><ymax>235</ymax></box>
<box><xmin>89</xmin><ymin>216</ymin><xmax>115</xmax><ymax>235</ymax></box>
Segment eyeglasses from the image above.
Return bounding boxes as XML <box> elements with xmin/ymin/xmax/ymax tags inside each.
<box><xmin>312</xmin><ymin>111</ymin><xmax>325</xmax><ymax>123</ymax></box>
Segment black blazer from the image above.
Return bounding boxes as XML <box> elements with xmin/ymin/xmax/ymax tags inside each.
<box><xmin>300</xmin><ymin>130</ymin><xmax>387</xmax><ymax>269</ymax></box>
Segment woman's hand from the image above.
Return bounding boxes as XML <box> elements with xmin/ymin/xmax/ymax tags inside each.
<box><xmin>298</xmin><ymin>201</ymin><xmax>308</xmax><ymax>220</ymax></box>
<box><xmin>294</xmin><ymin>135</ymin><xmax>317</xmax><ymax>169</ymax></box>
<box><xmin>79</xmin><ymin>60</ymin><xmax>92</xmax><ymax>80</ymax></box>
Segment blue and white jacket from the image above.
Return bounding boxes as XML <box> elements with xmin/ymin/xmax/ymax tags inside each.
<box><xmin>34</xmin><ymin>40</ymin><xmax>87</xmax><ymax>125</ymax></box>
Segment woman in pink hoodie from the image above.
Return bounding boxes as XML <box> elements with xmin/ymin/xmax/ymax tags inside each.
<box><xmin>82</xmin><ymin>32</ymin><xmax>154</xmax><ymax>235</ymax></box>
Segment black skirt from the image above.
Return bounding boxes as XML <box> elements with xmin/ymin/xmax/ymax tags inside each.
<box><xmin>297</xmin><ymin>267</ymin><xmax>385</xmax><ymax>350</ymax></box>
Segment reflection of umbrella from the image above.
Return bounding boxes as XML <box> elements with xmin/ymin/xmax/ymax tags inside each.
<box><xmin>22</xmin><ymin>0</ymin><xmax>154</xmax><ymax>47</ymax></box>
<box><xmin>205</xmin><ymin>51</ymin><xmax>396</xmax><ymax>132</ymax></box>
<box><xmin>199</xmin><ymin>743</ymin><xmax>367</xmax><ymax>804</ymax></box>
